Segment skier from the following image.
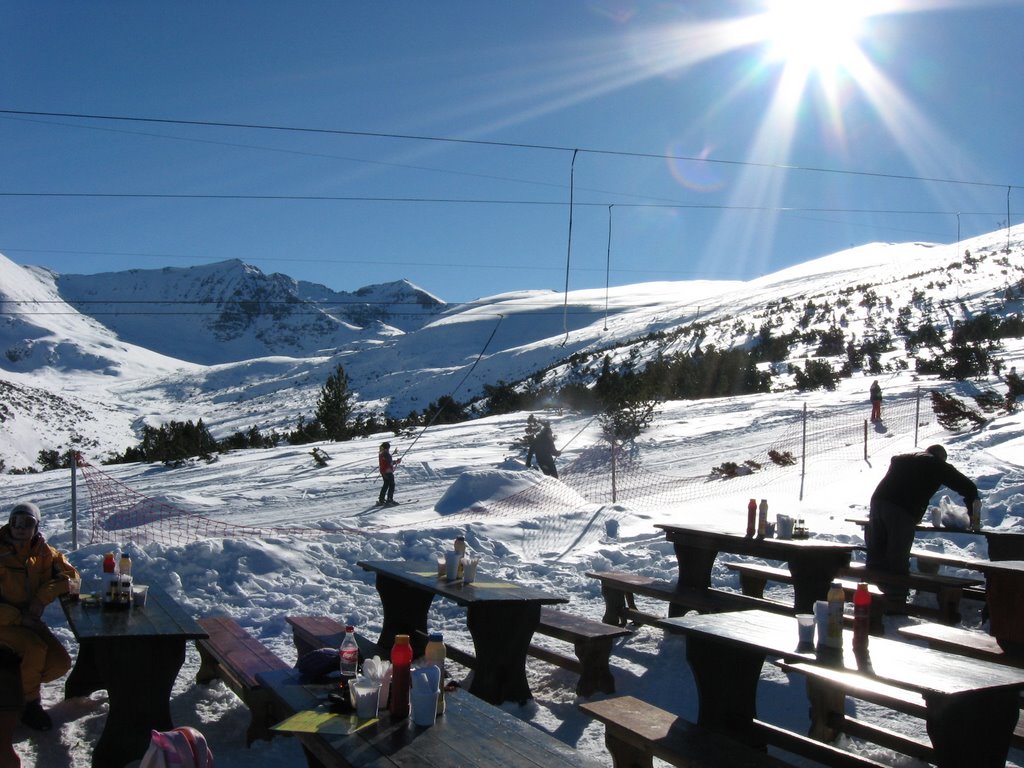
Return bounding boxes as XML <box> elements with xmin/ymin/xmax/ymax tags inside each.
<box><xmin>525</xmin><ymin>421</ymin><xmax>561</xmax><ymax>479</ymax></box>
<box><xmin>869</xmin><ymin>380</ymin><xmax>882</xmax><ymax>422</ymax></box>
<box><xmin>377</xmin><ymin>442</ymin><xmax>401</xmax><ymax>506</ymax></box>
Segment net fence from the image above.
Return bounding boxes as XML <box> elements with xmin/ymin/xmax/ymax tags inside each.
<box><xmin>77</xmin><ymin>391</ymin><xmax>940</xmax><ymax>548</ymax></box>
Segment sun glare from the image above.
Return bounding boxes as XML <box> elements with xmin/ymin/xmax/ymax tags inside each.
<box><xmin>760</xmin><ymin>0</ymin><xmax>869</xmax><ymax>76</ymax></box>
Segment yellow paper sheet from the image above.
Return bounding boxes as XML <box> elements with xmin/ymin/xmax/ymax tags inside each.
<box><xmin>272</xmin><ymin>709</ymin><xmax>367</xmax><ymax>735</ymax></box>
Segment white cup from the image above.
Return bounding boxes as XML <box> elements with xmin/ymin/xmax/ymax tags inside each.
<box><xmin>813</xmin><ymin>600</ymin><xmax>829</xmax><ymax>646</ymax></box>
<box><xmin>930</xmin><ymin>507</ymin><xmax>942</xmax><ymax>528</ymax></box>
<box><xmin>132</xmin><ymin>584</ymin><xmax>149</xmax><ymax>608</ymax></box>
<box><xmin>353</xmin><ymin>679</ymin><xmax>381</xmax><ymax>719</ymax></box>
<box><xmin>776</xmin><ymin>515</ymin><xmax>794</xmax><ymax>540</ymax></box>
<box><xmin>463</xmin><ymin>558</ymin><xmax>479</xmax><ymax>584</ymax></box>
<box><xmin>411</xmin><ymin>690</ymin><xmax>438</xmax><ymax>726</ymax></box>
<box><xmin>796</xmin><ymin>613</ymin><xmax>814</xmax><ymax>644</ymax></box>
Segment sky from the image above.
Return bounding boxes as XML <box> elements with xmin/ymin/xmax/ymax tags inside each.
<box><xmin>1</xmin><ymin>369</ymin><xmax>1023</xmax><ymax>767</ymax></box>
<box><xmin>2</xmin><ymin>0</ymin><xmax>1023</xmax><ymax>303</ymax></box>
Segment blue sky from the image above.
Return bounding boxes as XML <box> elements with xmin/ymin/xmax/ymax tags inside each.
<box><xmin>1</xmin><ymin>0</ymin><xmax>1022</xmax><ymax>303</ymax></box>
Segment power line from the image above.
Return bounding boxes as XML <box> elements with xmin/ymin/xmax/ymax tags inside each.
<box><xmin>1</xmin><ymin>108</ymin><xmax>1020</xmax><ymax>192</ymax></box>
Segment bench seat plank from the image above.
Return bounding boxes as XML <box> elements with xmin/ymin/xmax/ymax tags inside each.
<box><xmin>195</xmin><ymin>616</ymin><xmax>290</xmax><ymax>745</ymax></box>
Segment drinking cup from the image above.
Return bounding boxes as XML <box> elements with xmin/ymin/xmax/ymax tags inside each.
<box><xmin>68</xmin><ymin>577</ymin><xmax>82</xmax><ymax>602</ymax></box>
<box><xmin>930</xmin><ymin>508</ymin><xmax>942</xmax><ymax>528</ymax></box>
<box><xmin>463</xmin><ymin>558</ymin><xmax>479</xmax><ymax>584</ymax></box>
<box><xmin>776</xmin><ymin>515</ymin><xmax>794</xmax><ymax>540</ymax></box>
<box><xmin>796</xmin><ymin>613</ymin><xmax>815</xmax><ymax>645</ymax></box>
<box><xmin>353</xmin><ymin>679</ymin><xmax>381</xmax><ymax>719</ymax></box>
<box><xmin>436</xmin><ymin>554</ymin><xmax>446</xmax><ymax>578</ymax></box>
<box><xmin>132</xmin><ymin>584</ymin><xmax>149</xmax><ymax>608</ymax></box>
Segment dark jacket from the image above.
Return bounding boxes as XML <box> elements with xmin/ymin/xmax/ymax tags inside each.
<box><xmin>870</xmin><ymin>452</ymin><xmax>977</xmax><ymax>521</ymax></box>
<box><xmin>526</xmin><ymin>427</ymin><xmax>559</xmax><ymax>466</ymax></box>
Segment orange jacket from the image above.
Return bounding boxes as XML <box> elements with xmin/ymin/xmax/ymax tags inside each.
<box><xmin>0</xmin><ymin>527</ymin><xmax>78</xmax><ymax>626</ymax></box>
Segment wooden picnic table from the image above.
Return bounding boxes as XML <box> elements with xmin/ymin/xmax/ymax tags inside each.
<box><xmin>972</xmin><ymin>559</ymin><xmax>1024</xmax><ymax>652</ymax></box>
<box><xmin>255</xmin><ymin>667</ymin><xmax>604</xmax><ymax>768</ymax></box>
<box><xmin>661</xmin><ymin>608</ymin><xmax>1024</xmax><ymax>768</ymax></box>
<box><xmin>655</xmin><ymin>523</ymin><xmax>857</xmax><ymax>613</ymax></box>
<box><xmin>357</xmin><ymin>559</ymin><xmax>568</xmax><ymax>705</ymax></box>
<box><xmin>846</xmin><ymin>516</ymin><xmax>1024</xmax><ymax>560</ymax></box>
<box><xmin>61</xmin><ymin>584</ymin><xmax>208</xmax><ymax>768</ymax></box>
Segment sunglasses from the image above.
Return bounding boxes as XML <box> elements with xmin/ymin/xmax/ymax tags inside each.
<box><xmin>9</xmin><ymin>515</ymin><xmax>37</xmax><ymax>530</ymax></box>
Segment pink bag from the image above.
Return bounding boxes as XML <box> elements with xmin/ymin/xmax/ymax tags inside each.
<box><xmin>139</xmin><ymin>727</ymin><xmax>213</xmax><ymax>768</ymax></box>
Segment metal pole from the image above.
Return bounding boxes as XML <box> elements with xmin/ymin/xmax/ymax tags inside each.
<box><xmin>915</xmin><ymin>386</ymin><xmax>921</xmax><ymax>447</ymax></box>
<box><xmin>69</xmin><ymin>449</ymin><xmax>78</xmax><ymax>550</ymax></box>
<box><xmin>799</xmin><ymin>402</ymin><xmax>807</xmax><ymax>501</ymax></box>
<box><xmin>610</xmin><ymin>439</ymin><xmax>617</xmax><ymax>504</ymax></box>
<box><xmin>863</xmin><ymin>420</ymin><xmax>868</xmax><ymax>461</ymax></box>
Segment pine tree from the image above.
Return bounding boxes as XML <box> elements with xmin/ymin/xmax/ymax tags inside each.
<box><xmin>316</xmin><ymin>364</ymin><xmax>354</xmax><ymax>441</ymax></box>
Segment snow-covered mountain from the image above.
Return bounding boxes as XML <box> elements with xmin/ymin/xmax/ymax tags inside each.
<box><xmin>1</xmin><ymin>225</ymin><xmax>1022</xmax><ymax>470</ymax></box>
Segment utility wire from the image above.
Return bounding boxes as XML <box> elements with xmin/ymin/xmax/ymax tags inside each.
<box><xmin>1</xmin><ymin>108</ymin><xmax>1019</xmax><ymax>191</ymax></box>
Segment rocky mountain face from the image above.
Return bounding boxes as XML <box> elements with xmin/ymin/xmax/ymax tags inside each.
<box><xmin>53</xmin><ymin>259</ymin><xmax>446</xmax><ymax>365</ymax></box>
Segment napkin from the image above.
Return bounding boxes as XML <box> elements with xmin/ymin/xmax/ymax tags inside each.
<box><xmin>362</xmin><ymin>656</ymin><xmax>392</xmax><ymax>706</ymax></box>
<box><xmin>411</xmin><ymin>664</ymin><xmax>441</xmax><ymax>693</ymax></box>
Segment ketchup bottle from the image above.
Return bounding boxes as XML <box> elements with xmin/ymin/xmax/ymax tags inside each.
<box><xmin>853</xmin><ymin>582</ymin><xmax>872</xmax><ymax>652</ymax></box>
<box><xmin>746</xmin><ymin>499</ymin><xmax>757</xmax><ymax>538</ymax></box>
<box><xmin>389</xmin><ymin>634</ymin><xmax>413</xmax><ymax>718</ymax></box>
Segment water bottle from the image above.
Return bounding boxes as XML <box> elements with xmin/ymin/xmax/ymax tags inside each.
<box><xmin>424</xmin><ymin>632</ymin><xmax>447</xmax><ymax>716</ymax></box>
<box><xmin>746</xmin><ymin>499</ymin><xmax>757</xmax><ymax>538</ymax></box>
<box><xmin>339</xmin><ymin>625</ymin><xmax>359</xmax><ymax>678</ymax></box>
<box><xmin>826</xmin><ymin>581</ymin><xmax>845</xmax><ymax>649</ymax></box>
<box><xmin>853</xmin><ymin>582</ymin><xmax>871</xmax><ymax>652</ymax></box>
<box><xmin>389</xmin><ymin>634</ymin><xmax>413</xmax><ymax>718</ymax></box>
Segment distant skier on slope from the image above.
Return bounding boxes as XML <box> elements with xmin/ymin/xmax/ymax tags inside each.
<box><xmin>869</xmin><ymin>380</ymin><xmax>882</xmax><ymax>422</ymax></box>
<box><xmin>525</xmin><ymin>421</ymin><xmax>561</xmax><ymax>479</ymax></box>
<box><xmin>377</xmin><ymin>442</ymin><xmax>401</xmax><ymax>506</ymax></box>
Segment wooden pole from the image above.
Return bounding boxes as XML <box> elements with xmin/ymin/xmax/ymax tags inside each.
<box><xmin>69</xmin><ymin>449</ymin><xmax>78</xmax><ymax>550</ymax></box>
<box><xmin>799</xmin><ymin>403</ymin><xmax>807</xmax><ymax>501</ymax></box>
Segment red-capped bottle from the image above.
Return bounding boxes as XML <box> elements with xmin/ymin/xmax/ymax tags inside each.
<box><xmin>853</xmin><ymin>582</ymin><xmax>871</xmax><ymax>651</ymax></box>
<box><xmin>388</xmin><ymin>634</ymin><xmax>413</xmax><ymax>718</ymax></box>
<box><xmin>746</xmin><ymin>499</ymin><xmax>757</xmax><ymax>538</ymax></box>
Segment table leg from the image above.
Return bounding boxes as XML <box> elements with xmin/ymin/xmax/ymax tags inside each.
<box><xmin>65</xmin><ymin>638</ymin><xmax>104</xmax><ymax>699</ymax></box>
<box><xmin>672</xmin><ymin>544</ymin><xmax>718</xmax><ymax>592</ymax></box>
<box><xmin>787</xmin><ymin>553</ymin><xmax>851</xmax><ymax>614</ymax></box>
<box><xmin>684</xmin><ymin>633</ymin><xmax>765</xmax><ymax>746</ymax></box>
<box><xmin>466</xmin><ymin>601</ymin><xmax>541</xmax><ymax>705</ymax></box>
<box><xmin>985</xmin><ymin>570</ymin><xmax>1024</xmax><ymax>651</ymax></box>
<box><xmin>924</xmin><ymin>688</ymin><xmax>1019</xmax><ymax>768</ymax></box>
<box><xmin>90</xmin><ymin>637</ymin><xmax>187</xmax><ymax>768</ymax></box>
<box><xmin>374</xmin><ymin>574</ymin><xmax>435</xmax><ymax>658</ymax></box>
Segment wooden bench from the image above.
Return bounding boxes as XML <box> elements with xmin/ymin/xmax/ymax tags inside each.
<box><xmin>839</xmin><ymin>561</ymin><xmax>983</xmax><ymax>624</ymax></box>
<box><xmin>585</xmin><ymin>570</ymin><xmax>791</xmax><ymax>629</ymax></box>
<box><xmin>195</xmin><ymin>616</ymin><xmax>290</xmax><ymax>745</ymax></box>
<box><xmin>897</xmin><ymin>622</ymin><xmax>1021</xmax><ymax>666</ymax></box>
<box><xmin>288</xmin><ymin>608</ymin><xmax>630</xmax><ymax>697</ymax></box>
<box><xmin>909</xmin><ymin>549</ymin><xmax>988</xmax><ymax>603</ymax></box>
<box><xmin>724</xmin><ymin>562</ymin><xmax>885</xmax><ymax>632</ymax></box>
<box><xmin>580</xmin><ymin>695</ymin><xmax>795</xmax><ymax>768</ymax></box>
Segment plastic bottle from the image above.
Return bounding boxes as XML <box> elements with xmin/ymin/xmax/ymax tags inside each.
<box><xmin>339</xmin><ymin>625</ymin><xmax>360</xmax><ymax>679</ymax></box>
<box><xmin>971</xmin><ymin>499</ymin><xmax>982</xmax><ymax>531</ymax></box>
<box><xmin>119</xmin><ymin>553</ymin><xmax>132</xmax><ymax>577</ymax></box>
<box><xmin>424</xmin><ymin>632</ymin><xmax>446</xmax><ymax>716</ymax></box>
<box><xmin>389</xmin><ymin>634</ymin><xmax>413</xmax><ymax>718</ymax></box>
<box><xmin>853</xmin><ymin>582</ymin><xmax>871</xmax><ymax>652</ymax></box>
<box><xmin>746</xmin><ymin>499</ymin><xmax>757</xmax><ymax>538</ymax></box>
<box><xmin>826</xmin><ymin>581</ymin><xmax>845</xmax><ymax>649</ymax></box>
<box><xmin>102</xmin><ymin>553</ymin><xmax>116</xmax><ymax>574</ymax></box>
<box><xmin>757</xmin><ymin>499</ymin><xmax>768</xmax><ymax>538</ymax></box>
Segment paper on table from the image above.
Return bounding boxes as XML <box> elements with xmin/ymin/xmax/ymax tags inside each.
<box><xmin>271</xmin><ymin>709</ymin><xmax>364</xmax><ymax>735</ymax></box>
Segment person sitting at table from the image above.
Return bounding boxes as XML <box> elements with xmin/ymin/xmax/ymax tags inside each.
<box><xmin>0</xmin><ymin>502</ymin><xmax>79</xmax><ymax>732</ymax></box>
<box><xmin>865</xmin><ymin>446</ymin><xmax>978</xmax><ymax>610</ymax></box>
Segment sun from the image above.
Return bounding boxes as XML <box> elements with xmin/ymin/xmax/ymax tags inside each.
<box><xmin>759</xmin><ymin>0</ymin><xmax>872</xmax><ymax>77</ymax></box>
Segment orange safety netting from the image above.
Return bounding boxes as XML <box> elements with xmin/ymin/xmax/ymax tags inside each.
<box><xmin>77</xmin><ymin>393</ymin><xmax>937</xmax><ymax>547</ymax></box>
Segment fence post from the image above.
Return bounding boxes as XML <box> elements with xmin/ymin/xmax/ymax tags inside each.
<box><xmin>69</xmin><ymin>449</ymin><xmax>78</xmax><ymax>551</ymax></box>
<box><xmin>914</xmin><ymin>386</ymin><xmax>921</xmax><ymax>447</ymax></box>
<box><xmin>864</xmin><ymin>420</ymin><xmax>868</xmax><ymax>461</ymax></box>
<box><xmin>799</xmin><ymin>403</ymin><xmax>807</xmax><ymax>501</ymax></box>
<box><xmin>610</xmin><ymin>439</ymin><xmax>617</xmax><ymax>504</ymax></box>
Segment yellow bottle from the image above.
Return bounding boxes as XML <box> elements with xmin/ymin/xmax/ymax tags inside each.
<box><xmin>826</xmin><ymin>581</ymin><xmax>845</xmax><ymax>649</ymax></box>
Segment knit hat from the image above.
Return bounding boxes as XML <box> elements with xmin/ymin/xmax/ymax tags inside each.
<box><xmin>926</xmin><ymin>445</ymin><xmax>947</xmax><ymax>462</ymax></box>
<box><xmin>380</xmin><ymin>442</ymin><xmax>390</xmax><ymax>450</ymax></box>
<box><xmin>9</xmin><ymin>502</ymin><xmax>40</xmax><ymax>524</ymax></box>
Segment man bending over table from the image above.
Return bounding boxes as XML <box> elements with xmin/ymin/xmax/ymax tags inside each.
<box><xmin>866</xmin><ymin>445</ymin><xmax>978</xmax><ymax>610</ymax></box>
<box><xmin>0</xmin><ymin>502</ymin><xmax>78</xmax><ymax>731</ymax></box>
